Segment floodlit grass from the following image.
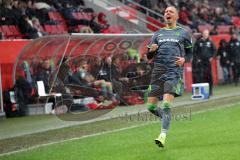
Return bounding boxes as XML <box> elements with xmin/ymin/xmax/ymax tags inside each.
<box><xmin>2</xmin><ymin>104</ymin><xmax>240</xmax><ymax>160</ymax></box>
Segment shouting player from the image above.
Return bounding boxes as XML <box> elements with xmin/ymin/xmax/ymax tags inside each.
<box><xmin>147</xmin><ymin>6</ymin><xmax>192</xmax><ymax>147</ymax></box>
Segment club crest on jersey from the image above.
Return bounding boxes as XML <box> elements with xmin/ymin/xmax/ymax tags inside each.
<box><xmin>175</xmin><ymin>32</ymin><xmax>180</xmax><ymax>36</ymax></box>
<box><xmin>206</xmin><ymin>42</ymin><xmax>211</xmax><ymax>47</ymax></box>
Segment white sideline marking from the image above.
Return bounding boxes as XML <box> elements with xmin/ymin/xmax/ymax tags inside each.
<box><xmin>0</xmin><ymin>122</ymin><xmax>154</xmax><ymax>157</ymax></box>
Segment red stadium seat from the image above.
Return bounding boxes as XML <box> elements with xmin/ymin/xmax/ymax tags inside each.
<box><xmin>72</xmin><ymin>12</ymin><xmax>79</xmax><ymax>19</ymax></box>
<box><xmin>146</xmin><ymin>16</ymin><xmax>165</xmax><ymax>32</ymax></box>
<box><xmin>81</xmin><ymin>12</ymin><xmax>92</xmax><ymax>21</ymax></box>
<box><xmin>1</xmin><ymin>25</ymin><xmax>12</xmax><ymax>38</ymax></box>
<box><xmin>0</xmin><ymin>25</ymin><xmax>23</xmax><ymax>39</ymax></box>
<box><xmin>8</xmin><ymin>25</ymin><xmax>22</xmax><ymax>38</ymax></box>
<box><xmin>48</xmin><ymin>11</ymin><xmax>66</xmax><ymax>23</ymax></box>
<box><xmin>57</xmin><ymin>25</ymin><xmax>68</xmax><ymax>34</ymax></box>
<box><xmin>73</xmin><ymin>12</ymin><xmax>93</xmax><ymax>21</ymax></box>
<box><xmin>217</xmin><ymin>25</ymin><xmax>232</xmax><ymax>34</ymax></box>
<box><xmin>44</xmin><ymin>24</ymin><xmax>53</xmax><ymax>34</ymax></box>
<box><xmin>44</xmin><ymin>24</ymin><xmax>68</xmax><ymax>35</ymax></box>
<box><xmin>102</xmin><ymin>25</ymin><xmax>125</xmax><ymax>33</ymax></box>
<box><xmin>0</xmin><ymin>26</ymin><xmax>4</xmax><ymax>38</ymax></box>
<box><xmin>231</xmin><ymin>16</ymin><xmax>240</xmax><ymax>27</ymax></box>
<box><xmin>51</xmin><ymin>25</ymin><xmax>59</xmax><ymax>34</ymax></box>
<box><xmin>198</xmin><ymin>24</ymin><xmax>213</xmax><ymax>33</ymax></box>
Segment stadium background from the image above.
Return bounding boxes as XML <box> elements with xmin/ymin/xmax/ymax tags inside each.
<box><xmin>0</xmin><ymin>0</ymin><xmax>240</xmax><ymax>159</ymax></box>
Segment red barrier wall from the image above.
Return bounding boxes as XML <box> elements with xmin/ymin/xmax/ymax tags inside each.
<box><xmin>184</xmin><ymin>62</ymin><xmax>192</xmax><ymax>92</ymax></box>
<box><xmin>0</xmin><ymin>40</ymin><xmax>30</xmax><ymax>90</ymax></box>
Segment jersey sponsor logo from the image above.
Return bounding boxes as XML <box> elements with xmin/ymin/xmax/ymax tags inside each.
<box><xmin>158</xmin><ymin>38</ymin><xmax>179</xmax><ymax>43</ymax></box>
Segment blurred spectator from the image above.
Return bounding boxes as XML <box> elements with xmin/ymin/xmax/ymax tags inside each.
<box><xmin>79</xmin><ymin>26</ymin><xmax>93</xmax><ymax>33</ymax></box>
<box><xmin>178</xmin><ymin>6</ymin><xmax>193</xmax><ymax>27</ymax></box>
<box><xmin>32</xmin><ymin>17</ymin><xmax>47</xmax><ymax>37</ymax></box>
<box><xmin>210</xmin><ymin>25</ymin><xmax>218</xmax><ymax>35</ymax></box>
<box><xmin>0</xmin><ymin>4</ymin><xmax>5</xmax><ymax>24</ymax></box>
<box><xmin>1</xmin><ymin>1</ymin><xmax>17</xmax><ymax>25</ymax></box>
<box><xmin>128</xmin><ymin>0</ymin><xmax>237</xmax><ymax>29</ymax></box>
<box><xmin>228</xmin><ymin>33</ymin><xmax>240</xmax><ymax>86</ymax></box>
<box><xmin>90</xmin><ymin>56</ymin><xmax>103</xmax><ymax>78</ymax></box>
<box><xmin>75</xmin><ymin>59</ymin><xmax>117</xmax><ymax>101</ymax></box>
<box><xmin>60</xmin><ymin>2</ymin><xmax>90</xmax><ymax>26</ymax></box>
<box><xmin>230</xmin><ymin>25</ymin><xmax>239</xmax><ymax>35</ymax></box>
<box><xmin>35</xmin><ymin>59</ymin><xmax>52</xmax><ymax>93</ymax></box>
<box><xmin>0</xmin><ymin>0</ymin><xmax>112</xmax><ymax>36</ymax></box>
<box><xmin>18</xmin><ymin>15</ymin><xmax>39</xmax><ymax>39</ymax></box>
<box><xmin>98</xmin><ymin>56</ymin><xmax>112</xmax><ymax>82</ymax></box>
<box><xmin>12</xmin><ymin>0</ymin><xmax>23</xmax><ymax>23</ymax></box>
<box><xmin>128</xmin><ymin>47</ymin><xmax>139</xmax><ymax>62</ymax></box>
<box><xmin>33</xmin><ymin>1</ymin><xmax>51</xmax><ymax>10</ymax></box>
<box><xmin>217</xmin><ymin>39</ymin><xmax>231</xmax><ymax>84</ymax></box>
<box><xmin>25</xmin><ymin>0</ymin><xmax>37</xmax><ymax>19</ymax></box>
<box><xmin>97</xmin><ymin>12</ymin><xmax>109</xmax><ymax>29</ymax></box>
<box><xmin>57</xmin><ymin>57</ymin><xmax>88</xmax><ymax>87</ymax></box>
<box><xmin>60</xmin><ymin>2</ymin><xmax>103</xmax><ymax>33</ymax></box>
<box><xmin>111</xmin><ymin>55</ymin><xmax>129</xmax><ymax>96</ymax></box>
<box><xmin>89</xmin><ymin>15</ymin><xmax>107</xmax><ymax>33</ymax></box>
<box><xmin>139</xmin><ymin>0</ymin><xmax>152</xmax><ymax>13</ymax></box>
<box><xmin>0</xmin><ymin>32</ymin><xmax>3</xmax><ymax>39</ymax></box>
<box><xmin>192</xmin><ymin>29</ymin><xmax>216</xmax><ymax>95</ymax></box>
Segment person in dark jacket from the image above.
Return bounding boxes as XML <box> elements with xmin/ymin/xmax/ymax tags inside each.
<box><xmin>217</xmin><ymin>39</ymin><xmax>231</xmax><ymax>84</ymax></box>
<box><xmin>228</xmin><ymin>33</ymin><xmax>240</xmax><ymax>86</ymax></box>
<box><xmin>35</xmin><ymin>59</ymin><xmax>52</xmax><ymax>93</ymax></box>
<box><xmin>18</xmin><ymin>15</ymin><xmax>39</xmax><ymax>39</ymax></box>
<box><xmin>193</xmin><ymin>29</ymin><xmax>216</xmax><ymax>95</ymax></box>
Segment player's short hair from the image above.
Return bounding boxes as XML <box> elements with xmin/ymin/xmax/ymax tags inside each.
<box><xmin>165</xmin><ymin>6</ymin><xmax>179</xmax><ymax>15</ymax></box>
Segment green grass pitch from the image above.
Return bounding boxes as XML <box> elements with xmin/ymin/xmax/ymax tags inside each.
<box><xmin>1</xmin><ymin>104</ymin><xmax>240</xmax><ymax>160</ymax></box>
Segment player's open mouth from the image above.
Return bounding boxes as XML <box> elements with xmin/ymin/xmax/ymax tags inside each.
<box><xmin>166</xmin><ymin>16</ymin><xmax>171</xmax><ymax>20</ymax></box>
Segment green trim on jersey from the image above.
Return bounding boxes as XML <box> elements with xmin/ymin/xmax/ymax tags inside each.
<box><xmin>185</xmin><ymin>45</ymin><xmax>193</xmax><ymax>48</ymax></box>
<box><xmin>148</xmin><ymin>85</ymin><xmax>152</xmax><ymax>92</ymax></box>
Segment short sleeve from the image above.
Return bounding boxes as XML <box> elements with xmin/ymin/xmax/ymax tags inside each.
<box><xmin>147</xmin><ymin>32</ymin><xmax>158</xmax><ymax>48</ymax></box>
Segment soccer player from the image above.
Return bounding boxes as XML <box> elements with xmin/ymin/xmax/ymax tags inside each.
<box><xmin>146</xmin><ymin>6</ymin><xmax>192</xmax><ymax>147</ymax></box>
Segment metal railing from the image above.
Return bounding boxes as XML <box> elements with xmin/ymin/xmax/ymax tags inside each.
<box><xmin>90</xmin><ymin>0</ymin><xmax>163</xmax><ymax>31</ymax></box>
<box><xmin>122</xmin><ymin>0</ymin><xmax>165</xmax><ymax>21</ymax></box>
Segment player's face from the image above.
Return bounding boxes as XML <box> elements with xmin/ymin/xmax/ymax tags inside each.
<box><xmin>43</xmin><ymin>60</ymin><xmax>50</xmax><ymax>69</ymax></box>
<box><xmin>164</xmin><ymin>7</ymin><xmax>178</xmax><ymax>25</ymax></box>
<box><xmin>202</xmin><ymin>30</ymin><xmax>209</xmax><ymax>39</ymax></box>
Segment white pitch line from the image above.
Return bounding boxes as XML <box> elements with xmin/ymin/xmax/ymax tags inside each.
<box><xmin>1</xmin><ymin>102</ymin><xmax>239</xmax><ymax>157</ymax></box>
<box><xmin>0</xmin><ymin>122</ymin><xmax>155</xmax><ymax>157</ymax></box>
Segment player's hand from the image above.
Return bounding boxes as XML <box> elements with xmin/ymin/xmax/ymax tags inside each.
<box><xmin>148</xmin><ymin>44</ymin><xmax>158</xmax><ymax>52</ymax></box>
<box><xmin>176</xmin><ymin>57</ymin><xmax>185</xmax><ymax>67</ymax></box>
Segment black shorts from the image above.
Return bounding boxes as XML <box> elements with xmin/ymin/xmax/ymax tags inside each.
<box><xmin>147</xmin><ymin>64</ymin><xmax>184</xmax><ymax>98</ymax></box>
